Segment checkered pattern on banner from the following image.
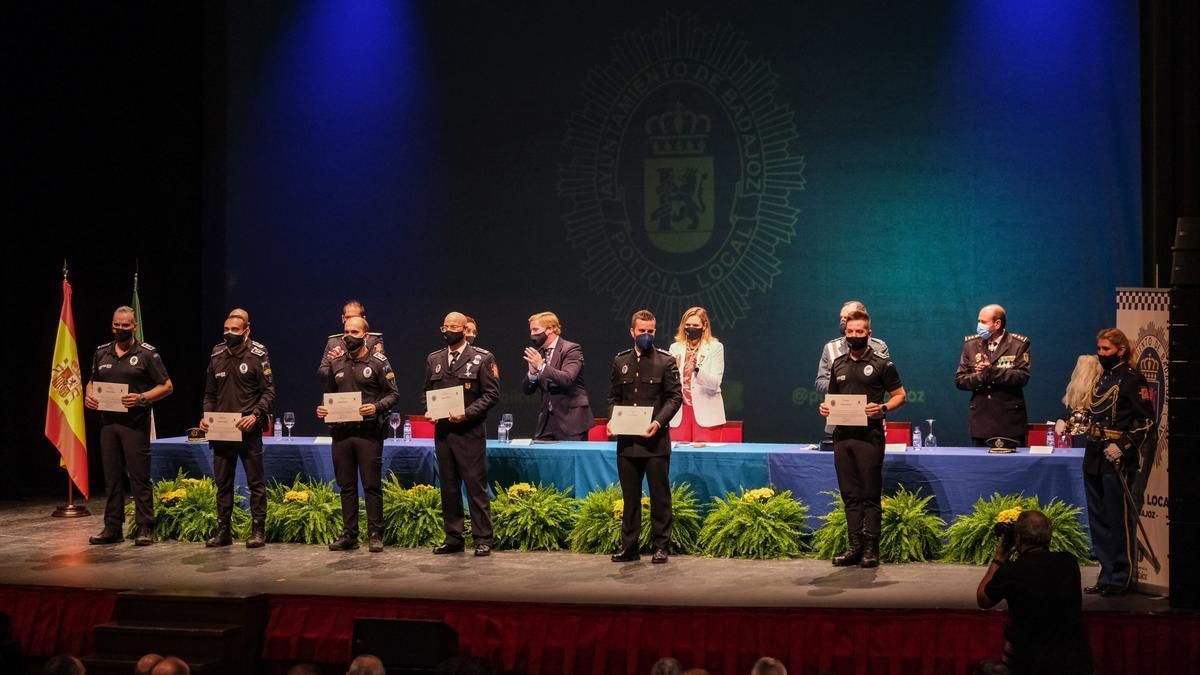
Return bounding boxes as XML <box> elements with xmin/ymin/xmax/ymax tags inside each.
<box><xmin>1116</xmin><ymin>289</ymin><xmax>1170</xmax><ymax>312</ymax></box>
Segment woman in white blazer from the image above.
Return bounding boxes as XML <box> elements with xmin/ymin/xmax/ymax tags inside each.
<box><xmin>668</xmin><ymin>307</ymin><xmax>726</xmax><ymax>442</ymax></box>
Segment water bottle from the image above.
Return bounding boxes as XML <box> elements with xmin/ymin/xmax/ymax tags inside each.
<box><xmin>402</xmin><ymin>419</ymin><xmax>412</xmax><ymax>442</ymax></box>
<box><xmin>912</xmin><ymin>425</ymin><xmax>922</xmax><ymax>449</ymax></box>
<box><xmin>1046</xmin><ymin>423</ymin><xmax>1056</xmax><ymax>448</ymax></box>
<box><xmin>497</xmin><ymin>421</ymin><xmax>509</xmax><ymax>443</ymax></box>
<box><xmin>273</xmin><ymin>417</ymin><xmax>282</xmax><ymax>438</ymax></box>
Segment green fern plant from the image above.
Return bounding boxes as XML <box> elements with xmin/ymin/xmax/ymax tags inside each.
<box><xmin>125</xmin><ymin>469</ymin><xmax>249</xmax><ymax>541</ymax></box>
<box><xmin>699</xmin><ymin>488</ymin><xmax>811</xmax><ymax>559</ymax></box>
<box><xmin>491</xmin><ymin>482</ymin><xmax>578</xmax><ymax>551</ymax></box>
<box><xmin>264</xmin><ymin>475</ymin><xmax>344</xmax><ymax>544</ymax></box>
<box><xmin>381</xmin><ymin>475</ymin><xmax>444</xmax><ymax>547</ymax></box>
<box><xmin>942</xmin><ymin>493</ymin><xmax>1091</xmax><ymax>565</ymax></box>
<box><xmin>568</xmin><ymin>483</ymin><xmax>702</xmax><ymax>554</ymax></box>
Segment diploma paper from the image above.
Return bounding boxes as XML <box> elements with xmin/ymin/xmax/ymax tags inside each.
<box><xmin>825</xmin><ymin>394</ymin><xmax>868</xmax><ymax>427</ymax></box>
<box><xmin>205</xmin><ymin>412</ymin><xmax>243</xmax><ymax>442</ymax></box>
<box><xmin>94</xmin><ymin>382</ymin><xmax>129</xmax><ymax>413</ymax></box>
<box><xmin>610</xmin><ymin>405</ymin><xmax>654</xmax><ymax>435</ymax></box>
<box><xmin>324</xmin><ymin>392</ymin><xmax>363</xmax><ymax>423</ymax></box>
<box><xmin>426</xmin><ymin>386</ymin><xmax>465</xmax><ymax>420</ymax></box>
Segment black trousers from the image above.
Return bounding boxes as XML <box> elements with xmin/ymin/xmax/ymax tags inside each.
<box><xmin>211</xmin><ymin>434</ymin><xmax>266</xmax><ymax>526</ymax></box>
<box><xmin>1083</xmin><ymin>445</ymin><xmax>1137</xmax><ymax>589</ymax></box>
<box><xmin>100</xmin><ymin>421</ymin><xmax>153</xmax><ymax>531</ymax></box>
<box><xmin>833</xmin><ymin>436</ymin><xmax>884</xmax><ymax>538</ymax></box>
<box><xmin>617</xmin><ymin>453</ymin><xmax>672</xmax><ymax>552</ymax></box>
<box><xmin>435</xmin><ymin>431</ymin><xmax>492</xmax><ymax>546</ymax></box>
<box><xmin>331</xmin><ymin>428</ymin><xmax>383</xmax><ymax>537</ymax></box>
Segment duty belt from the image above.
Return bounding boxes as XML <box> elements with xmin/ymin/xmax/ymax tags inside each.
<box><xmin>1086</xmin><ymin>425</ymin><xmax>1123</xmax><ymax>441</ymax></box>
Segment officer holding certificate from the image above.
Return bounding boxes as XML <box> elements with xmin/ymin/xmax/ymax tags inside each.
<box><xmin>606</xmin><ymin>310</ymin><xmax>683</xmax><ymax>564</ymax></box>
<box><xmin>423</xmin><ymin>312</ymin><xmax>500</xmax><ymax>557</ymax></box>
<box><xmin>819</xmin><ymin>310</ymin><xmax>905</xmax><ymax>568</ymax></box>
<box><xmin>317</xmin><ymin>316</ymin><xmax>399</xmax><ymax>553</ymax></box>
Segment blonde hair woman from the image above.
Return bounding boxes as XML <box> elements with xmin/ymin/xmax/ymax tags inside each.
<box><xmin>668</xmin><ymin>307</ymin><xmax>726</xmax><ymax>442</ymax></box>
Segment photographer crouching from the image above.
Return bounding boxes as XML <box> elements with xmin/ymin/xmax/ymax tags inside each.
<box><xmin>976</xmin><ymin>510</ymin><xmax>1094</xmax><ymax>675</ymax></box>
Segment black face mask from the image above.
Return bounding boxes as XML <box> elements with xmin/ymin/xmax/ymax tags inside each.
<box><xmin>344</xmin><ymin>335</ymin><xmax>365</xmax><ymax>352</ymax></box>
<box><xmin>531</xmin><ymin>332</ymin><xmax>549</xmax><ymax>348</ymax></box>
<box><xmin>223</xmin><ymin>332</ymin><xmax>245</xmax><ymax>348</ymax></box>
<box><xmin>1098</xmin><ymin>352</ymin><xmax>1122</xmax><ymax>370</ymax></box>
<box><xmin>846</xmin><ymin>336</ymin><xmax>869</xmax><ymax>351</ymax></box>
<box><xmin>684</xmin><ymin>327</ymin><xmax>703</xmax><ymax>341</ymax></box>
<box><xmin>114</xmin><ymin>328</ymin><xmax>134</xmax><ymax>342</ymax></box>
<box><xmin>443</xmin><ymin>330</ymin><xmax>464</xmax><ymax>345</ymax></box>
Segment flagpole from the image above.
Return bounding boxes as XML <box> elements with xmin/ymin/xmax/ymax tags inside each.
<box><xmin>52</xmin><ymin>261</ymin><xmax>90</xmax><ymax>518</ymax></box>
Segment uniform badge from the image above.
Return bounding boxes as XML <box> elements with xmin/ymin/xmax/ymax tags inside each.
<box><xmin>621</xmin><ymin>364</ymin><xmax>628</xmax><ymax>374</ymax></box>
<box><xmin>473</xmin><ymin>355</ymin><xmax>481</xmax><ymax>365</ymax></box>
<box><xmin>464</xmin><ymin>382</ymin><xmax>472</xmax><ymax>390</ymax></box>
<box><xmin>463</xmin><ymin>364</ymin><xmax>473</xmax><ymax>377</ymax></box>
<box><xmin>974</xmin><ymin>353</ymin><xmax>982</xmax><ymax>363</ymax></box>
<box><xmin>363</xmin><ymin>366</ymin><xmax>373</xmax><ymax>378</ymax></box>
<box><xmin>864</xmin><ymin>365</ymin><xmax>874</xmax><ymax>376</ymax></box>
<box><xmin>435</xmin><ymin>363</ymin><xmax>442</xmax><ymax>373</ymax></box>
<box><xmin>490</xmin><ymin>363</ymin><xmax>499</xmax><ymax>378</ymax></box>
<box><xmin>239</xmin><ymin>363</ymin><xmax>249</xmax><ymax>374</ymax></box>
<box><xmin>129</xmin><ymin>356</ymin><xmax>139</xmax><ymax>366</ymax></box>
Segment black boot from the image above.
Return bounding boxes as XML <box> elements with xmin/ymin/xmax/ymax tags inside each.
<box><xmin>368</xmin><ymin>533</ymin><xmax>383</xmax><ymax>553</ymax></box>
<box><xmin>89</xmin><ymin>528</ymin><xmax>124</xmax><ymax>545</ymax></box>
<box><xmin>832</xmin><ymin>533</ymin><xmax>863</xmax><ymax>566</ymax></box>
<box><xmin>206</xmin><ymin>525</ymin><xmax>233</xmax><ymax>548</ymax></box>
<box><xmin>246</xmin><ymin>521</ymin><xmax>265</xmax><ymax>549</ymax></box>
<box><xmin>860</xmin><ymin>535</ymin><xmax>880</xmax><ymax>568</ymax></box>
<box><xmin>328</xmin><ymin>534</ymin><xmax>359</xmax><ymax>551</ymax></box>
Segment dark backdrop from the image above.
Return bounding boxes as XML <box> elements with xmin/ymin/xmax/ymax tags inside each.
<box><xmin>9</xmin><ymin>0</ymin><xmax>1178</xmax><ymax>499</ymax></box>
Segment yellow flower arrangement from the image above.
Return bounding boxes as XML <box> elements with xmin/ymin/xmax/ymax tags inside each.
<box><xmin>160</xmin><ymin>489</ymin><xmax>187</xmax><ymax>504</ymax></box>
<box><xmin>507</xmin><ymin>482</ymin><xmax>537</xmax><ymax>498</ymax></box>
<box><xmin>284</xmin><ymin>490</ymin><xmax>310</xmax><ymax>502</ymax></box>
<box><xmin>995</xmin><ymin>507</ymin><xmax>1022</xmax><ymax>524</ymax></box>
<box><xmin>611</xmin><ymin>499</ymin><xmax>624</xmax><ymax>521</ymax></box>
<box><xmin>411</xmin><ymin>484</ymin><xmax>435</xmax><ymax>492</ymax></box>
<box><xmin>640</xmin><ymin>496</ymin><xmax>651</xmax><ymax>509</ymax></box>
<box><xmin>881</xmin><ymin>498</ymin><xmax>891</xmax><ymax>510</ymax></box>
<box><xmin>741</xmin><ymin>487</ymin><xmax>776</xmax><ymax>504</ymax></box>
<box><xmin>180</xmin><ymin>478</ymin><xmax>203</xmax><ymax>486</ymax></box>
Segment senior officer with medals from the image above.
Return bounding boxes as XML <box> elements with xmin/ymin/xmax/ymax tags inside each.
<box><xmin>955</xmin><ymin>304</ymin><xmax>1031</xmax><ymax>451</ymax></box>
<box><xmin>424</xmin><ymin>312</ymin><xmax>500</xmax><ymax>556</ymax></box>
<box><xmin>607</xmin><ymin>310</ymin><xmax>683</xmax><ymax>564</ymax></box>
<box><xmin>1054</xmin><ymin>328</ymin><xmax>1155</xmax><ymax>597</ymax></box>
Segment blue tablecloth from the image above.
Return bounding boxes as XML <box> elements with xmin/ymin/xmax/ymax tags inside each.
<box><xmin>150</xmin><ymin>438</ymin><xmax>1087</xmax><ymax>528</ymax></box>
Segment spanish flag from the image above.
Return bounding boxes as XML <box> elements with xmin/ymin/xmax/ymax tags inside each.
<box><xmin>45</xmin><ymin>277</ymin><xmax>89</xmax><ymax>498</ymax></box>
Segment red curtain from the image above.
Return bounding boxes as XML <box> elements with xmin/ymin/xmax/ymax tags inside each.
<box><xmin>0</xmin><ymin>585</ymin><xmax>117</xmax><ymax>658</ymax></box>
<box><xmin>264</xmin><ymin>595</ymin><xmax>1200</xmax><ymax>675</ymax></box>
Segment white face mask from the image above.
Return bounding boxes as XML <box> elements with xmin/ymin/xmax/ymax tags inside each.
<box><xmin>976</xmin><ymin>322</ymin><xmax>992</xmax><ymax>340</ymax></box>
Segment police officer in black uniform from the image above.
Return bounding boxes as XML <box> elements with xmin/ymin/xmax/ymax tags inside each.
<box><xmin>318</xmin><ymin>299</ymin><xmax>384</xmax><ymax>382</ymax></box>
<box><xmin>819</xmin><ymin>310</ymin><xmax>906</xmax><ymax>568</ymax></box>
<box><xmin>200</xmin><ymin>311</ymin><xmax>275</xmax><ymax>548</ymax></box>
<box><xmin>317</xmin><ymin>316</ymin><xmax>399</xmax><ymax>553</ymax></box>
<box><xmin>955</xmin><ymin>304</ymin><xmax>1031</xmax><ymax>451</ymax></box>
<box><xmin>424</xmin><ymin>312</ymin><xmax>500</xmax><ymax>556</ymax></box>
<box><xmin>607</xmin><ymin>310</ymin><xmax>683</xmax><ymax>564</ymax></box>
<box><xmin>1054</xmin><ymin>328</ymin><xmax>1154</xmax><ymax>596</ymax></box>
<box><xmin>84</xmin><ymin>306</ymin><xmax>174</xmax><ymax>546</ymax></box>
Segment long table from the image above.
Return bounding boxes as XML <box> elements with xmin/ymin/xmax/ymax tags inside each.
<box><xmin>151</xmin><ymin>437</ymin><xmax>1088</xmax><ymax>529</ymax></box>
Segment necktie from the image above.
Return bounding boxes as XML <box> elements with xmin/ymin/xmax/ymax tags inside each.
<box><xmin>449</xmin><ymin>350</ymin><xmax>460</xmax><ymax>368</ymax></box>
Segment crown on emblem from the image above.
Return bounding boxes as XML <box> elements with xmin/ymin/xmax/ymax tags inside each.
<box><xmin>645</xmin><ymin>102</ymin><xmax>711</xmax><ymax>156</ymax></box>
<box><xmin>1139</xmin><ymin>355</ymin><xmax>1159</xmax><ymax>381</ymax></box>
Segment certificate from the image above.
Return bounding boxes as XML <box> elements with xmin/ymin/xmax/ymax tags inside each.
<box><xmin>93</xmin><ymin>382</ymin><xmax>128</xmax><ymax>413</ymax></box>
<box><xmin>610</xmin><ymin>405</ymin><xmax>654</xmax><ymax>435</ymax></box>
<box><xmin>426</xmin><ymin>386</ymin><xmax>465</xmax><ymax>420</ymax></box>
<box><xmin>204</xmin><ymin>412</ymin><xmax>243</xmax><ymax>442</ymax></box>
<box><xmin>825</xmin><ymin>394</ymin><xmax>868</xmax><ymax>427</ymax></box>
<box><xmin>324</xmin><ymin>392</ymin><xmax>363</xmax><ymax>423</ymax></box>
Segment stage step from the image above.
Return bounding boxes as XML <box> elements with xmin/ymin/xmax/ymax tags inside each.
<box><xmin>81</xmin><ymin>590</ymin><xmax>268</xmax><ymax>675</ymax></box>
<box><xmin>82</xmin><ymin>653</ymin><xmax>224</xmax><ymax>675</ymax></box>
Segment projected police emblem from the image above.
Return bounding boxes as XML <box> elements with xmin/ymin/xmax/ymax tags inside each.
<box><xmin>560</xmin><ymin>14</ymin><xmax>805</xmax><ymax>325</ymax></box>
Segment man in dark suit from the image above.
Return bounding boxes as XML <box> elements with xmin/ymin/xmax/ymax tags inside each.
<box><xmin>607</xmin><ymin>309</ymin><xmax>683</xmax><ymax>564</ymax></box>
<box><xmin>424</xmin><ymin>311</ymin><xmax>500</xmax><ymax>556</ymax></box>
<box><xmin>955</xmin><ymin>304</ymin><xmax>1032</xmax><ymax>450</ymax></box>
<box><xmin>522</xmin><ymin>311</ymin><xmax>593</xmax><ymax>441</ymax></box>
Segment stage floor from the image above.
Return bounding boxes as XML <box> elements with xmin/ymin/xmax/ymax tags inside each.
<box><xmin>0</xmin><ymin>498</ymin><xmax>1165</xmax><ymax>614</ymax></box>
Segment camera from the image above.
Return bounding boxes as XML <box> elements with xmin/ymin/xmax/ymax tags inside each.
<box><xmin>993</xmin><ymin>521</ymin><xmax>1016</xmax><ymax>550</ymax></box>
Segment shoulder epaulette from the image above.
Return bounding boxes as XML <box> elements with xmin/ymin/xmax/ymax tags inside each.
<box><xmin>472</xmin><ymin>346</ymin><xmax>491</xmax><ymax>355</ymax></box>
<box><xmin>96</xmin><ymin>341</ymin><xmax>112</xmax><ymax>350</ymax></box>
<box><xmin>327</xmin><ymin>333</ymin><xmax>344</xmax><ymax>339</ymax></box>
<box><xmin>210</xmin><ymin>344</ymin><xmax>227</xmax><ymax>356</ymax></box>
<box><xmin>427</xmin><ymin>348</ymin><xmax>444</xmax><ymax>357</ymax></box>
<box><xmin>250</xmin><ymin>340</ymin><xmax>267</xmax><ymax>350</ymax></box>
<box><xmin>372</xmin><ymin>352</ymin><xmax>388</xmax><ymax>362</ymax></box>
<box><xmin>964</xmin><ymin>335</ymin><xmax>981</xmax><ymax>342</ymax></box>
<box><xmin>140</xmin><ymin>342</ymin><xmax>157</xmax><ymax>351</ymax></box>
<box><xmin>656</xmin><ymin>348</ymin><xmax>673</xmax><ymax>356</ymax></box>
<box><xmin>250</xmin><ymin>346</ymin><xmax>266</xmax><ymax>357</ymax></box>
<box><xmin>1010</xmin><ymin>332</ymin><xmax>1028</xmax><ymax>343</ymax></box>
<box><xmin>367</xmin><ymin>332</ymin><xmax>383</xmax><ymax>337</ymax></box>
<box><xmin>616</xmin><ymin>348</ymin><xmax>633</xmax><ymax>356</ymax></box>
